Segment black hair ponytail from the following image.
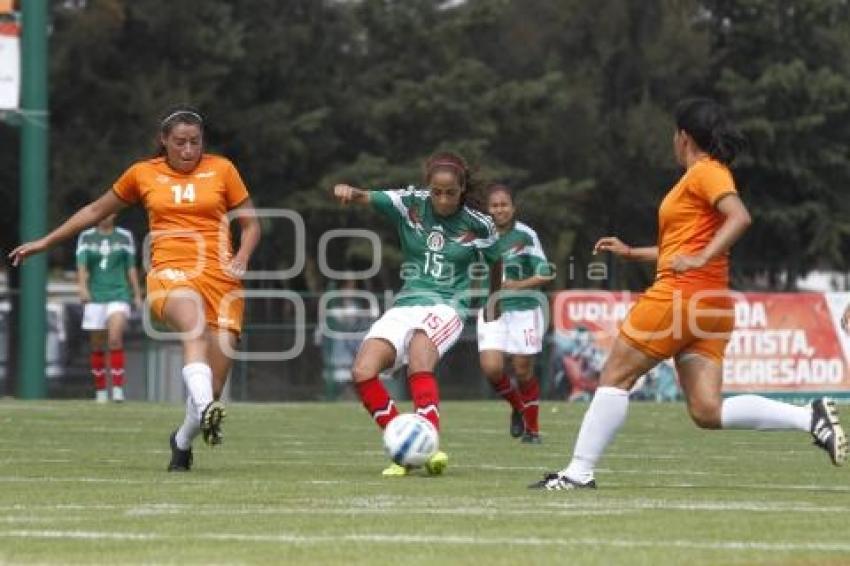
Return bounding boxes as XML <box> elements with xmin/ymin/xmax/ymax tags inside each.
<box><xmin>675</xmin><ymin>98</ymin><xmax>746</xmax><ymax>165</ymax></box>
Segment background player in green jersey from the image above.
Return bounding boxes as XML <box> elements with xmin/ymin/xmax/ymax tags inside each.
<box><xmin>76</xmin><ymin>214</ymin><xmax>143</xmax><ymax>403</ymax></box>
<box><xmin>478</xmin><ymin>184</ymin><xmax>554</xmax><ymax>443</ymax></box>
<box><xmin>333</xmin><ymin>151</ymin><xmax>501</xmax><ymax>476</ymax></box>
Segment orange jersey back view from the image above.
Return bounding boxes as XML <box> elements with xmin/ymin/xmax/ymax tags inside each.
<box><xmin>112</xmin><ymin>154</ymin><xmax>249</xmax><ymax>277</ymax></box>
<box><xmin>621</xmin><ymin>158</ymin><xmax>738</xmax><ymax>363</ymax></box>
<box><xmin>652</xmin><ymin>157</ymin><xmax>737</xmax><ymax>296</ymax></box>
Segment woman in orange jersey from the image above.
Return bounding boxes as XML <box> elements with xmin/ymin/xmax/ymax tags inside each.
<box><xmin>530</xmin><ymin>98</ymin><xmax>846</xmax><ymax>490</ymax></box>
<box><xmin>10</xmin><ymin>107</ymin><xmax>260</xmax><ymax>472</ymax></box>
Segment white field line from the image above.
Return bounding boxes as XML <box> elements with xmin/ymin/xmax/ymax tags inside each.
<box><xmin>0</xmin><ymin>476</ymin><xmax>231</xmax><ymax>485</ymax></box>
<box><xmin>121</xmin><ymin>507</ymin><xmax>628</xmax><ymax>518</ymax></box>
<box><xmin>2</xmin><ymin>499</ymin><xmax>847</xmax><ymax>517</ymax></box>
<box><xmin>2</xmin><ymin>530</ymin><xmax>850</xmax><ymax>553</ymax></box>
<box><xmin>2</xmin><ymin>472</ymin><xmax>848</xmax><ymax>493</ymax></box>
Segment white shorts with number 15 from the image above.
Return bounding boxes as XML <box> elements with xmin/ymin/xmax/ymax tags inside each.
<box><xmin>363</xmin><ymin>304</ymin><xmax>463</xmax><ymax>370</ymax></box>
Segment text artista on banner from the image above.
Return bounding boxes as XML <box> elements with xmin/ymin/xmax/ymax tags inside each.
<box><xmin>0</xmin><ymin>21</ymin><xmax>20</xmax><ymax>110</ymax></box>
<box><xmin>552</xmin><ymin>290</ymin><xmax>850</xmax><ymax>399</ymax></box>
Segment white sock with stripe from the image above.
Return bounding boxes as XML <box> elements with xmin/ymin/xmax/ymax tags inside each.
<box><xmin>563</xmin><ymin>386</ymin><xmax>630</xmax><ymax>483</ymax></box>
<box><xmin>721</xmin><ymin>394</ymin><xmax>811</xmax><ymax>431</ymax></box>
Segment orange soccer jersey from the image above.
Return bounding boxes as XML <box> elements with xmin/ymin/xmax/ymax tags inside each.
<box><xmin>621</xmin><ymin>158</ymin><xmax>738</xmax><ymax>362</ymax></box>
<box><xmin>653</xmin><ymin>157</ymin><xmax>737</xmax><ymax>294</ymax></box>
<box><xmin>112</xmin><ymin>154</ymin><xmax>250</xmax><ymax>332</ymax></box>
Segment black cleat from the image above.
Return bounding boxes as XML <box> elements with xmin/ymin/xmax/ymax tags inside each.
<box><xmin>510</xmin><ymin>409</ymin><xmax>524</xmax><ymax>438</ymax></box>
<box><xmin>200</xmin><ymin>400</ymin><xmax>226</xmax><ymax>446</ymax></box>
<box><xmin>521</xmin><ymin>432</ymin><xmax>542</xmax><ymax>444</ymax></box>
<box><xmin>528</xmin><ymin>472</ymin><xmax>596</xmax><ymax>490</ymax></box>
<box><xmin>167</xmin><ymin>431</ymin><xmax>193</xmax><ymax>472</ymax></box>
<box><xmin>811</xmin><ymin>397</ymin><xmax>847</xmax><ymax>466</ymax></box>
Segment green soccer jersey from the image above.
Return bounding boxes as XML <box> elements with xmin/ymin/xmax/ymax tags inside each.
<box><xmin>370</xmin><ymin>187</ymin><xmax>501</xmax><ymax>309</ymax></box>
<box><xmin>497</xmin><ymin>221</ymin><xmax>552</xmax><ymax>312</ymax></box>
<box><xmin>76</xmin><ymin>227</ymin><xmax>136</xmax><ymax>303</ymax></box>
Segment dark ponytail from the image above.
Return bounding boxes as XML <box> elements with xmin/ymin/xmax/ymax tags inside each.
<box><xmin>154</xmin><ymin>105</ymin><xmax>205</xmax><ymax>157</ymax></box>
<box><xmin>674</xmin><ymin>97</ymin><xmax>746</xmax><ymax>166</ymax></box>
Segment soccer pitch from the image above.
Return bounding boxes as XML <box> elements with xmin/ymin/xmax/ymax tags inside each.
<box><xmin>1</xmin><ymin>400</ymin><xmax>848</xmax><ymax>565</ymax></box>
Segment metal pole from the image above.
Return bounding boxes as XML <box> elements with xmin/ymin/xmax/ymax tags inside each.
<box><xmin>18</xmin><ymin>0</ymin><xmax>48</xmax><ymax>399</ymax></box>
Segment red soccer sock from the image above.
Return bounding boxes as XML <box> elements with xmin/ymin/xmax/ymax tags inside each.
<box><xmin>492</xmin><ymin>374</ymin><xmax>525</xmax><ymax>413</ymax></box>
<box><xmin>409</xmin><ymin>371</ymin><xmax>440</xmax><ymax>431</ymax></box>
<box><xmin>109</xmin><ymin>349</ymin><xmax>125</xmax><ymax>387</ymax></box>
<box><xmin>519</xmin><ymin>377</ymin><xmax>540</xmax><ymax>434</ymax></box>
<box><xmin>90</xmin><ymin>351</ymin><xmax>106</xmax><ymax>391</ymax></box>
<box><xmin>355</xmin><ymin>376</ymin><xmax>398</xmax><ymax>430</ymax></box>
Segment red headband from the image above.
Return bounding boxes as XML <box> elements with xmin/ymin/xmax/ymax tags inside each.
<box><xmin>427</xmin><ymin>159</ymin><xmax>466</xmax><ymax>182</ymax></box>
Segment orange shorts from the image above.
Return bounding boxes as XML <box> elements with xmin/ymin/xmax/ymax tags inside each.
<box><xmin>619</xmin><ymin>289</ymin><xmax>734</xmax><ymax>364</ymax></box>
<box><xmin>146</xmin><ymin>268</ymin><xmax>244</xmax><ymax>334</ymax></box>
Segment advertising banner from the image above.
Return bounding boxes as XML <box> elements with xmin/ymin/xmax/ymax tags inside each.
<box><xmin>0</xmin><ymin>21</ymin><xmax>19</xmax><ymax>110</ymax></box>
<box><xmin>552</xmin><ymin>290</ymin><xmax>850</xmax><ymax>401</ymax></box>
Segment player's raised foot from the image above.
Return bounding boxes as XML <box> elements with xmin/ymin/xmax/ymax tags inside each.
<box><xmin>810</xmin><ymin>397</ymin><xmax>847</xmax><ymax>466</ymax></box>
<box><xmin>510</xmin><ymin>409</ymin><xmax>524</xmax><ymax>438</ymax></box>
<box><xmin>112</xmin><ymin>386</ymin><xmax>124</xmax><ymax>403</ymax></box>
<box><xmin>167</xmin><ymin>431</ymin><xmax>193</xmax><ymax>472</ymax></box>
<box><xmin>425</xmin><ymin>451</ymin><xmax>448</xmax><ymax>476</ymax></box>
<box><xmin>95</xmin><ymin>390</ymin><xmax>108</xmax><ymax>404</ymax></box>
<box><xmin>528</xmin><ymin>472</ymin><xmax>596</xmax><ymax>490</ymax></box>
<box><xmin>381</xmin><ymin>463</ymin><xmax>410</xmax><ymax>477</ymax></box>
<box><xmin>521</xmin><ymin>432</ymin><xmax>542</xmax><ymax>444</ymax></box>
<box><xmin>200</xmin><ymin>400</ymin><xmax>226</xmax><ymax>446</ymax></box>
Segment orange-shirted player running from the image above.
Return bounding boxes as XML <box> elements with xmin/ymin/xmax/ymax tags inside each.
<box><xmin>530</xmin><ymin>97</ymin><xmax>847</xmax><ymax>490</ymax></box>
<box><xmin>10</xmin><ymin>106</ymin><xmax>261</xmax><ymax>472</ymax></box>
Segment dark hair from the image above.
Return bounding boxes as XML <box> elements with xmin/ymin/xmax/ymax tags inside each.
<box><xmin>485</xmin><ymin>183</ymin><xmax>513</xmax><ymax>204</ymax></box>
<box><xmin>674</xmin><ymin>97</ymin><xmax>745</xmax><ymax>166</ymax></box>
<box><xmin>155</xmin><ymin>105</ymin><xmax>205</xmax><ymax>157</ymax></box>
<box><xmin>423</xmin><ymin>151</ymin><xmax>487</xmax><ymax>210</ymax></box>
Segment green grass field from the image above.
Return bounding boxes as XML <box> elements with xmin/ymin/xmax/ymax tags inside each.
<box><xmin>1</xmin><ymin>399</ymin><xmax>848</xmax><ymax>565</ymax></box>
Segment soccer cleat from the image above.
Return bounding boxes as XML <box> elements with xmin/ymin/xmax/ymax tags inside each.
<box><xmin>521</xmin><ymin>432</ymin><xmax>542</xmax><ymax>444</ymax></box>
<box><xmin>810</xmin><ymin>397</ymin><xmax>847</xmax><ymax>466</ymax></box>
<box><xmin>381</xmin><ymin>463</ymin><xmax>409</xmax><ymax>477</ymax></box>
<box><xmin>510</xmin><ymin>409</ymin><xmax>524</xmax><ymax>438</ymax></box>
<box><xmin>112</xmin><ymin>386</ymin><xmax>124</xmax><ymax>403</ymax></box>
<box><xmin>167</xmin><ymin>431</ymin><xmax>193</xmax><ymax>472</ymax></box>
<box><xmin>528</xmin><ymin>472</ymin><xmax>597</xmax><ymax>490</ymax></box>
<box><xmin>200</xmin><ymin>400</ymin><xmax>226</xmax><ymax>446</ymax></box>
<box><xmin>425</xmin><ymin>451</ymin><xmax>448</xmax><ymax>476</ymax></box>
<box><xmin>95</xmin><ymin>390</ymin><xmax>108</xmax><ymax>404</ymax></box>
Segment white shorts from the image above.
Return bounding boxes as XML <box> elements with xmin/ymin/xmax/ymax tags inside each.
<box><xmin>363</xmin><ymin>304</ymin><xmax>464</xmax><ymax>370</ymax></box>
<box><xmin>477</xmin><ymin>306</ymin><xmax>545</xmax><ymax>355</ymax></box>
<box><xmin>82</xmin><ymin>301</ymin><xmax>131</xmax><ymax>331</ymax></box>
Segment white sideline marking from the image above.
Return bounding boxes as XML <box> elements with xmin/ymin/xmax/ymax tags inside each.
<box><xmin>3</xmin><ymin>498</ymin><xmax>845</xmax><ymax>518</ymax></box>
<box><xmin>0</xmin><ymin>476</ymin><xmax>231</xmax><ymax>486</ymax></box>
<box><xmin>2</xmin><ymin>530</ymin><xmax>850</xmax><ymax>552</ymax></box>
<box><xmin>122</xmin><ymin>506</ymin><xmax>627</xmax><ymax>518</ymax></box>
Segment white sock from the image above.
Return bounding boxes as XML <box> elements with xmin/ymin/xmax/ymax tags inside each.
<box><xmin>175</xmin><ymin>395</ymin><xmax>200</xmax><ymax>450</ymax></box>
<box><xmin>563</xmin><ymin>386</ymin><xmax>630</xmax><ymax>482</ymax></box>
<box><xmin>182</xmin><ymin>362</ymin><xmax>214</xmax><ymax>420</ymax></box>
<box><xmin>721</xmin><ymin>394</ymin><xmax>811</xmax><ymax>431</ymax></box>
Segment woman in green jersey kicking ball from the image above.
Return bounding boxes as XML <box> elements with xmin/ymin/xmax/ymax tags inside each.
<box><xmin>333</xmin><ymin>151</ymin><xmax>502</xmax><ymax>476</ymax></box>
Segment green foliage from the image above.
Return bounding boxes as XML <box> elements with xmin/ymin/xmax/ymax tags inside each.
<box><xmin>707</xmin><ymin>0</ymin><xmax>850</xmax><ymax>287</ymax></box>
<box><xmin>3</xmin><ymin>0</ymin><xmax>849</xmax><ymax>290</ymax></box>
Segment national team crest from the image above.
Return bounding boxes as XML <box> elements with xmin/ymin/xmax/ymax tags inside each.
<box><xmin>427</xmin><ymin>231</ymin><xmax>445</xmax><ymax>251</ymax></box>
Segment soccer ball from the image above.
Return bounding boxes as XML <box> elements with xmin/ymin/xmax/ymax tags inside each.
<box><xmin>383</xmin><ymin>413</ymin><xmax>439</xmax><ymax>467</ymax></box>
